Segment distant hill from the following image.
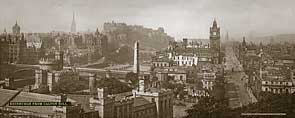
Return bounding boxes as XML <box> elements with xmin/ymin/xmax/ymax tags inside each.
<box><xmin>250</xmin><ymin>34</ymin><xmax>295</xmax><ymax>44</ymax></box>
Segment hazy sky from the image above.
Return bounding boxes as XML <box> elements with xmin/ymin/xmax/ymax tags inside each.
<box><xmin>0</xmin><ymin>0</ymin><xmax>294</xmax><ymax>40</ymax></box>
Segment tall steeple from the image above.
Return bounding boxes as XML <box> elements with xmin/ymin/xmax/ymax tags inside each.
<box><xmin>242</xmin><ymin>36</ymin><xmax>246</xmax><ymax>47</ymax></box>
<box><xmin>213</xmin><ymin>18</ymin><xmax>217</xmax><ymax>28</ymax></box>
<box><xmin>209</xmin><ymin>18</ymin><xmax>221</xmax><ymax>64</ymax></box>
<box><xmin>71</xmin><ymin>12</ymin><xmax>76</xmax><ymax>33</ymax></box>
<box><xmin>3</xmin><ymin>28</ymin><xmax>7</xmax><ymax>34</ymax></box>
<box><xmin>226</xmin><ymin>32</ymin><xmax>229</xmax><ymax>40</ymax></box>
<box><xmin>12</xmin><ymin>21</ymin><xmax>20</xmax><ymax>34</ymax></box>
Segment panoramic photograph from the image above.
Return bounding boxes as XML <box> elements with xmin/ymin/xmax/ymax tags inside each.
<box><xmin>0</xmin><ymin>0</ymin><xmax>295</xmax><ymax>118</ymax></box>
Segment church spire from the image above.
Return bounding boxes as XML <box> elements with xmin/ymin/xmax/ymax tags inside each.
<box><xmin>95</xmin><ymin>28</ymin><xmax>100</xmax><ymax>35</ymax></box>
<box><xmin>213</xmin><ymin>18</ymin><xmax>217</xmax><ymax>28</ymax></box>
<box><xmin>13</xmin><ymin>20</ymin><xmax>20</xmax><ymax>34</ymax></box>
<box><xmin>71</xmin><ymin>12</ymin><xmax>76</xmax><ymax>33</ymax></box>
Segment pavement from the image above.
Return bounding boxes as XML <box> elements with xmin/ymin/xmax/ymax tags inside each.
<box><xmin>224</xmin><ymin>43</ymin><xmax>253</xmax><ymax>108</ymax></box>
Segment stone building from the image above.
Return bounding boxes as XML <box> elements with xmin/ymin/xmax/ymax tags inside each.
<box><xmin>261</xmin><ymin>76</ymin><xmax>294</xmax><ymax>94</ymax></box>
<box><xmin>19</xmin><ymin>33</ymin><xmax>43</xmax><ymax>64</ymax></box>
<box><xmin>33</xmin><ymin>51</ymin><xmax>76</xmax><ymax>92</ymax></box>
<box><xmin>0</xmin><ymin>34</ymin><xmax>9</xmax><ymax>64</ymax></box>
<box><xmin>133</xmin><ymin>97</ymin><xmax>157</xmax><ymax>118</ymax></box>
<box><xmin>84</xmin><ymin>33</ymin><xmax>173</xmax><ymax>118</ymax></box>
<box><xmin>113</xmin><ymin>97</ymin><xmax>134</xmax><ymax>118</ymax></box>
<box><xmin>154</xmin><ymin>67</ymin><xmax>187</xmax><ymax>83</ymax></box>
<box><xmin>81</xmin><ymin>30</ymin><xmax>108</xmax><ymax>59</ymax></box>
<box><xmin>172</xmin><ymin>54</ymin><xmax>198</xmax><ymax>66</ymax></box>
<box><xmin>89</xmin><ymin>88</ymin><xmax>115</xmax><ymax>118</ymax></box>
<box><xmin>0</xmin><ymin>22</ymin><xmax>26</xmax><ymax>64</ymax></box>
<box><xmin>254</xmin><ymin>65</ymin><xmax>295</xmax><ymax>94</ymax></box>
<box><xmin>200</xmin><ymin>72</ymin><xmax>216</xmax><ymax>90</ymax></box>
<box><xmin>239</xmin><ymin>39</ymin><xmax>295</xmax><ymax>97</ymax></box>
<box><xmin>12</xmin><ymin>21</ymin><xmax>20</xmax><ymax>35</ymax></box>
<box><xmin>152</xmin><ymin>56</ymin><xmax>173</xmax><ymax>68</ymax></box>
<box><xmin>87</xmin><ymin>75</ymin><xmax>172</xmax><ymax>118</ymax></box>
<box><xmin>133</xmin><ymin>79</ymin><xmax>174</xmax><ymax>118</ymax></box>
<box><xmin>163</xmin><ymin>19</ymin><xmax>223</xmax><ymax>67</ymax></box>
<box><xmin>209</xmin><ymin>19</ymin><xmax>221</xmax><ymax>64</ymax></box>
<box><xmin>24</xmin><ymin>44</ymin><xmax>41</xmax><ymax>64</ymax></box>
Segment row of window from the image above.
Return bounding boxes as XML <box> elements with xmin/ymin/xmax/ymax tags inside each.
<box><xmin>176</xmin><ymin>61</ymin><xmax>194</xmax><ymax>65</ymax></box>
<box><xmin>203</xmin><ymin>74</ymin><xmax>215</xmax><ymax>78</ymax></box>
<box><xmin>165</xmin><ymin>68</ymin><xmax>178</xmax><ymax>71</ymax></box>
<box><xmin>204</xmin><ymin>86</ymin><xmax>213</xmax><ymax>90</ymax></box>
<box><xmin>263</xmin><ymin>81</ymin><xmax>292</xmax><ymax>86</ymax></box>
<box><xmin>204</xmin><ymin>81</ymin><xmax>213</xmax><ymax>85</ymax></box>
<box><xmin>264</xmin><ymin>87</ymin><xmax>290</xmax><ymax>93</ymax></box>
<box><xmin>153</xmin><ymin>62</ymin><xmax>169</xmax><ymax>67</ymax></box>
<box><xmin>174</xmin><ymin>56</ymin><xmax>196</xmax><ymax>61</ymax></box>
<box><xmin>192</xmin><ymin>90</ymin><xmax>209</xmax><ymax>97</ymax></box>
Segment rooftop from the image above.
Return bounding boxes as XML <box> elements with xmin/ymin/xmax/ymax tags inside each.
<box><xmin>67</xmin><ymin>94</ymin><xmax>95</xmax><ymax>112</ymax></box>
<box><xmin>0</xmin><ymin>89</ymin><xmax>76</xmax><ymax>114</ymax></box>
<box><xmin>133</xmin><ymin>97</ymin><xmax>153</xmax><ymax>107</ymax></box>
<box><xmin>262</xmin><ymin>75</ymin><xmax>291</xmax><ymax>82</ymax></box>
<box><xmin>113</xmin><ymin>91</ymin><xmax>134</xmax><ymax>101</ymax></box>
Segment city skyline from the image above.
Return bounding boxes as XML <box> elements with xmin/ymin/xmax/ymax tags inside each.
<box><xmin>1</xmin><ymin>1</ymin><xmax>295</xmax><ymax>117</ymax></box>
<box><xmin>0</xmin><ymin>0</ymin><xmax>295</xmax><ymax>40</ymax></box>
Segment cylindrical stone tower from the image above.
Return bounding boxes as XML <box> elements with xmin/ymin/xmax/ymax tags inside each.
<box><xmin>133</xmin><ymin>41</ymin><xmax>139</xmax><ymax>74</ymax></box>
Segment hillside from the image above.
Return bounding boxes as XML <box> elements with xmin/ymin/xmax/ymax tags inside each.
<box><xmin>103</xmin><ymin>22</ymin><xmax>174</xmax><ymax>51</ymax></box>
<box><xmin>251</xmin><ymin>34</ymin><xmax>295</xmax><ymax>44</ymax></box>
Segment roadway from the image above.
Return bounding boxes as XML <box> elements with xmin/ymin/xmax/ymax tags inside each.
<box><xmin>224</xmin><ymin>43</ymin><xmax>253</xmax><ymax>108</ymax></box>
<box><xmin>11</xmin><ymin>63</ymin><xmax>151</xmax><ymax>76</ymax></box>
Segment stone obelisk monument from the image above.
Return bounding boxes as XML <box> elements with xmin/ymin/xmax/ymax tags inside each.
<box><xmin>133</xmin><ymin>41</ymin><xmax>139</xmax><ymax>75</ymax></box>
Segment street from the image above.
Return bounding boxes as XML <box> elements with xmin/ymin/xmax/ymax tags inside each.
<box><xmin>224</xmin><ymin>43</ymin><xmax>252</xmax><ymax>108</ymax></box>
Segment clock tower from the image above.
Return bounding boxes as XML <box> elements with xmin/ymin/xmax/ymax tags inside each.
<box><xmin>209</xmin><ymin>19</ymin><xmax>221</xmax><ymax>64</ymax></box>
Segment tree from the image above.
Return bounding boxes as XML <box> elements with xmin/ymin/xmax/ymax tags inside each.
<box><xmin>240</xmin><ymin>92</ymin><xmax>295</xmax><ymax>116</ymax></box>
<box><xmin>162</xmin><ymin>82</ymin><xmax>176</xmax><ymax>90</ymax></box>
<box><xmin>125</xmin><ymin>72</ymin><xmax>138</xmax><ymax>86</ymax></box>
<box><xmin>96</xmin><ymin>78</ymin><xmax>132</xmax><ymax>94</ymax></box>
<box><xmin>35</xmin><ymin>85</ymin><xmax>50</xmax><ymax>94</ymax></box>
<box><xmin>52</xmin><ymin>72</ymin><xmax>87</xmax><ymax>94</ymax></box>
<box><xmin>108</xmin><ymin>45</ymin><xmax>133</xmax><ymax>64</ymax></box>
<box><xmin>185</xmin><ymin>96</ymin><xmax>230</xmax><ymax>118</ymax></box>
<box><xmin>202</xmin><ymin>92</ymin><xmax>295</xmax><ymax>118</ymax></box>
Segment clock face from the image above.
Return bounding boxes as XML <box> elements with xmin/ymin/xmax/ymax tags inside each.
<box><xmin>213</xmin><ymin>32</ymin><xmax>216</xmax><ymax>35</ymax></box>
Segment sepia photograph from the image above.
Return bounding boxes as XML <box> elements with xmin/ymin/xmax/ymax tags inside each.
<box><xmin>0</xmin><ymin>0</ymin><xmax>295</xmax><ymax>118</ymax></box>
